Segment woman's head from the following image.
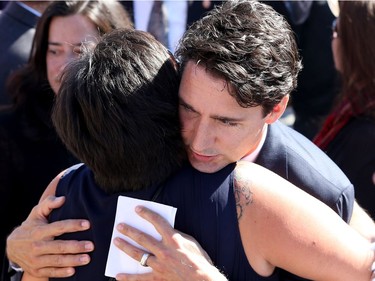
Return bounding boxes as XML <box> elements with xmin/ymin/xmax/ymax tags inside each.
<box><xmin>54</xmin><ymin>29</ymin><xmax>185</xmax><ymax>192</ymax></box>
<box><xmin>46</xmin><ymin>14</ymin><xmax>99</xmax><ymax>94</ymax></box>
<box><xmin>8</xmin><ymin>0</ymin><xmax>132</xmax><ymax>108</ymax></box>
<box><xmin>33</xmin><ymin>0</ymin><xmax>133</xmax><ymax>94</ymax></box>
<box><xmin>332</xmin><ymin>1</ymin><xmax>375</xmax><ymax>94</ymax></box>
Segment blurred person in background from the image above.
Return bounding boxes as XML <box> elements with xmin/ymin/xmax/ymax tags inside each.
<box><xmin>0</xmin><ymin>0</ymin><xmax>132</xmax><ymax>277</ymax></box>
<box><xmin>0</xmin><ymin>1</ymin><xmax>50</xmax><ymax>107</ymax></box>
<box><xmin>121</xmin><ymin>0</ymin><xmax>223</xmax><ymax>53</ymax></box>
<box><xmin>314</xmin><ymin>0</ymin><xmax>375</xmax><ymax>219</ymax></box>
<box><xmin>262</xmin><ymin>1</ymin><xmax>338</xmax><ymax>139</ymax></box>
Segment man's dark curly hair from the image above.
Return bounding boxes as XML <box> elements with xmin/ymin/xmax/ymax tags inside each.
<box><xmin>53</xmin><ymin>29</ymin><xmax>186</xmax><ymax>193</ymax></box>
<box><xmin>176</xmin><ymin>0</ymin><xmax>302</xmax><ymax>115</ymax></box>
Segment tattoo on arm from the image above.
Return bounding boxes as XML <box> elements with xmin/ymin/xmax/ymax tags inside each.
<box><xmin>234</xmin><ymin>173</ymin><xmax>253</xmax><ymax>220</ymax></box>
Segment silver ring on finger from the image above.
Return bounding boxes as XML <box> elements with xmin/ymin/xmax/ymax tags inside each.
<box><xmin>140</xmin><ymin>252</ymin><xmax>152</xmax><ymax>267</ymax></box>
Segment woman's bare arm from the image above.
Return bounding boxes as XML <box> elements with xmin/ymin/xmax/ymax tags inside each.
<box><xmin>235</xmin><ymin>160</ymin><xmax>374</xmax><ymax>281</ymax></box>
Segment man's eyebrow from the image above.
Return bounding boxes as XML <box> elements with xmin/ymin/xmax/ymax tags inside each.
<box><xmin>212</xmin><ymin>115</ymin><xmax>243</xmax><ymax>122</ymax></box>
<box><xmin>179</xmin><ymin>97</ymin><xmax>196</xmax><ymax>110</ymax></box>
<box><xmin>179</xmin><ymin>97</ymin><xmax>243</xmax><ymax>122</ymax></box>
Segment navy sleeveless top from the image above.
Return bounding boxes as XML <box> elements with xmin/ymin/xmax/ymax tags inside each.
<box><xmin>49</xmin><ymin>163</ymin><xmax>299</xmax><ymax>281</ymax></box>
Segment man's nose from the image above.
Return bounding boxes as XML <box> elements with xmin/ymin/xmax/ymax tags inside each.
<box><xmin>190</xmin><ymin>120</ymin><xmax>214</xmax><ymax>152</ymax></box>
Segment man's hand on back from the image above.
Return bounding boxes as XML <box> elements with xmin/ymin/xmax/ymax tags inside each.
<box><xmin>6</xmin><ymin>196</ymin><xmax>94</xmax><ymax>278</ymax></box>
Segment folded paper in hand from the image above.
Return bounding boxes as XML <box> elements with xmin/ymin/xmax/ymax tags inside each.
<box><xmin>105</xmin><ymin>196</ymin><xmax>177</xmax><ymax>277</ymax></box>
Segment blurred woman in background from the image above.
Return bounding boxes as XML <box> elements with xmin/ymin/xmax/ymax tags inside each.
<box><xmin>0</xmin><ymin>0</ymin><xmax>132</xmax><ymax>268</ymax></box>
<box><xmin>314</xmin><ymin>0</ymin><xmax>375</xmax><ymax>218</ymax></box>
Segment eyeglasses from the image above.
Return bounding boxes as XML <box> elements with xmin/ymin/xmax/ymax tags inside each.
<box><xmin>332</xmin><ymin>18</ymin><xmax>339</xmax><ymax>39</ymax></box>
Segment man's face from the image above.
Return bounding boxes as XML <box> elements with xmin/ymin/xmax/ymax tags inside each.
<box><xmin>179</xmin><ymin>61</ymin><xmax>271</xmax><ymax>173</ymax></box>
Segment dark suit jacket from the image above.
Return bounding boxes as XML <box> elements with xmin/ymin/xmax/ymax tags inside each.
<box><xmin>119</xmin><ymin>1</ymin><xmax>223</xmax><ymax>31</ymax></box>
<box><xmin>0</xmin><ymin>3</ymin><xmax>8</xmax><ymax>10</ymax></box>
<box><xmin>256</xmin><ymin>121</ymin><xmax>354</xmax><ymax>222</ymax></box>
<box><xmin>0</xmin><ymin>1</ymin><xmax>39</xmax><ymax>105</ymax></box>
<box><xmin>186</xmin><ymin>1</ymin><xmax>223</xmax><ymax>27</ymax></box>
<box><xmin>256</xmin><ymin>121</ymin><xmax>354</xmax><ymax>281</ymax></box>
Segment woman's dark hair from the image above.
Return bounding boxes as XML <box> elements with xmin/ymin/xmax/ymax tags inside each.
<box><xmin>53</xmin><ymin>29</ymin><xmax>186</xmax><ymax>192</ymax></box>
<box><xmin>337</xmin><ymin>0</ymin><xmax>375</xmax><ymax>118</ymax></box>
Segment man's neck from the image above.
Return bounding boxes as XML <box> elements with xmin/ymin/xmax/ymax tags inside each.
<box><xmin>241</xmin><ymin>124</ymin><xmax>268</xmax><ymax>163</ymax></box>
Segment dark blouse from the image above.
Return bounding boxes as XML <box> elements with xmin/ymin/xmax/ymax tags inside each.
<box><xmin>50</xmin><ymin>163</ymin><xmax>283</xmax><ymax>281</ymax></box>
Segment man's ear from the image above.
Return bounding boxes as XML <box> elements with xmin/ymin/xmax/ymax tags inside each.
<box><xmin>264</xmin><ymin>95</ymin><xmax>290</xmax><ymax>124</ymax></box>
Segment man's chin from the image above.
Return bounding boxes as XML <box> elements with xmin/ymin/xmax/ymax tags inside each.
<box><xmin>189</xmin><ymin>159</ymin><xmax>224</xmax><ymax>174</ymax></box>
